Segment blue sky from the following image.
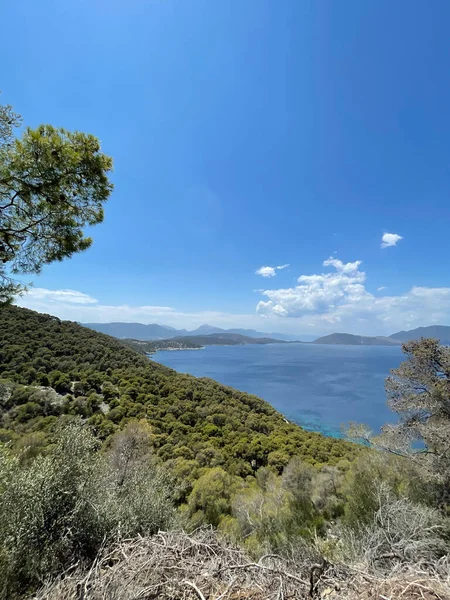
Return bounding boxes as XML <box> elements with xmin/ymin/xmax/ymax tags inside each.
<box><xmin>3</xmin><ymin>0</ymin><xmax>450</xmax><ymax>335</ymax></box>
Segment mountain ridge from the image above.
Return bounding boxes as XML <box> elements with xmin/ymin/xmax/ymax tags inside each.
<box><xmin>313</xmin><ymin>333</ymin><xmax>401</xmax><ymax>346</ymax></box>
<box><xmin>84</xmin><ymin>321</ymin><xmax>300</xmax><ymax>341</ymax></box>
<box><xmin>389</xmin><ymin>325</ymin><xmax>450</xmax><ymax>344</ymax></box>
<box><xmin>84</xmin><ymin>322</ymin><xmax>450</xmax><ymax>346</ymax></box>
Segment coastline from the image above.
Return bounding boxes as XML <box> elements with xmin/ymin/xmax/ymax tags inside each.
<box><xmin>146</xmin><ymin>346</ymin><xmax>205</xmax><ymax>356</ymax></box>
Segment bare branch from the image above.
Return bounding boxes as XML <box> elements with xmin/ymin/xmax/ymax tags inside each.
<box><xmin>183</xmin><ymin>580</ymin><xmax>207</xmax><ymax>600</ymax></box>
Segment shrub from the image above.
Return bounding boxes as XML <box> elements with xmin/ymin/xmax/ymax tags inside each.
<box><xmin>0</xmin><ymin>420</ymin><xmax>176</xmax><ymax>599</ymax></box>
<box><xmin>338</xmin><ymin>482</ymin><xmax>447</xmax><ymax>571</ymax></box>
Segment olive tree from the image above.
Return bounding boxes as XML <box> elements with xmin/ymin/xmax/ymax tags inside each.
<box><xmin>0</xmin><ymin>420</ymin><xmax>176</xmax><ymax>598</ymax></box>
<box><xmin>0</xmin><ymin>97</ymin><xmax>113</xmax><ymax>301</ymax></box>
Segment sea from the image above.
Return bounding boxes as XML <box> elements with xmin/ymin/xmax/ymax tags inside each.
<box><xmin>153</xmin><ymin>343</ymin><xmax>404</xmax><ymax>438</ymax></box>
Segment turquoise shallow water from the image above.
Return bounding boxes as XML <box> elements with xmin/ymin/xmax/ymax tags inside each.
<box><xmin>153</xmin><ymin>343</ymin><xmax>404</xmax><ymax>437</ymax></box>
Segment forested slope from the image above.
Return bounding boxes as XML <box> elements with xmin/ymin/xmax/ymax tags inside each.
<box><xmin>0</xmin><ymin>305</ymin><xmax>356</xmax><ymax>473</ymax></box>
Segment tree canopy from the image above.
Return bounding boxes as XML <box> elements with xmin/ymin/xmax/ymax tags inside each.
<box><xmin>0</xmin><ymin>99</ymin><xmax>113</xmax><ymax>301</ymax></box>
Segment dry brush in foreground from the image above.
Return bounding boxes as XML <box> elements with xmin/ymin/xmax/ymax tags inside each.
<box><xmin>33</xmin><ymin>529</ymin><xmax>450</xmax><ymax>600</ymax></box>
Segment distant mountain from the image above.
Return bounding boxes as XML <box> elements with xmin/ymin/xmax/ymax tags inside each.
<box><xmin>83</xmin><ymin>321</ymin><xmax>300</xmax><ymax>342</ymax></box>
<box><xmin>390</xmin><ymin>325</ymin><xmax>450</xmax><ymax>344</ymax></box>
<box><xmin>84</xmin><ymin>322</ymin><xmax>175</xmax><ymax>340</ymax></box>
<box><xmin>185</xmin><ymin>325</ymin><xmax>225</xmax><ymax>336</ymax></box>
<box><xmin>177</xmin><ymin>325</ymin><xmax>298</xmax><ymax>341</ymax></box>
<box><xmin>225</xmin><ymin>328</ymin><xmax>300</xmax><ymax>342</ymax></box>
<box><xmin>85</xmin><ymin>321</ymin><xmax>450</xmax><ymax>347</ymax></box>
<box><xmin>313</xmin><ymin>333</ymin><xmax>401</xmax><ymax>346</ymax></box>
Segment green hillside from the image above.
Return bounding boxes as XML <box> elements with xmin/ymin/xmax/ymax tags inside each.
<box><xmin>0</xmin><ymin>305</ymin><xmax>356</xmax><ymax>473</ymax></box>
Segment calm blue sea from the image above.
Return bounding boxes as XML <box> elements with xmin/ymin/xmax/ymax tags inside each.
<box><xmin>153</xmin><ymin>343</ymin><xmax>404</xmax><ymax>438</ymax></box>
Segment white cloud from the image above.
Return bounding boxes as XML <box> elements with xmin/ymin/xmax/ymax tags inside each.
<box><xmin>322</xmin><ymin>257</ymin><xmax>362</xmax><ymax>275</ymax></box>
<box><xmin>23</xmin><ymin>288</ymin><xmax>99</xmax><ymax>305</ymax></box>
<box><xmin>256</xmin><ymin>266</ymin><xmax>276</xmax><ymax>277</ymax></box>
<box><xmin>256</xmin><ymin>257</ymin><xmax>450</xmax><ymax>334</ymax></box>
<box><xmin>257</xmin><ymin>257</ymin><xmax>368</xmax><ymax>318</ymax></box>
<box><xmin>378</xmin><ymin>286</ymin><xmax>387</xmax><ymax>291</ymax></box>
<box><xmin>381</xmin><ymin>232</ymin><xmax>403</xmax><ymax>248</ymax></box>
<box><xmin>256</xmin><ymin>264</ymin><xmax>289</xmax><ymax>277</ymax></box>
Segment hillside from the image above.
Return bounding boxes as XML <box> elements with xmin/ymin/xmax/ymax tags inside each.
<box><xmin>168</xmin><ymin>332</ymin><xmax>288</xmax><ymax>346</ymax></box>
<box><xmin>390</xmin><ymin>325</ymin><xmax>450</xmax><ymax>344</ymax></box>
<box><xmin>0</xmin><ymin>305</ymin><xmax>355</xmax><ymax>472</ymax></box>
<box><xmin>313</xmin><ymin>333</ymin><xmax>401</xmax><ymax>346</ymax></box>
